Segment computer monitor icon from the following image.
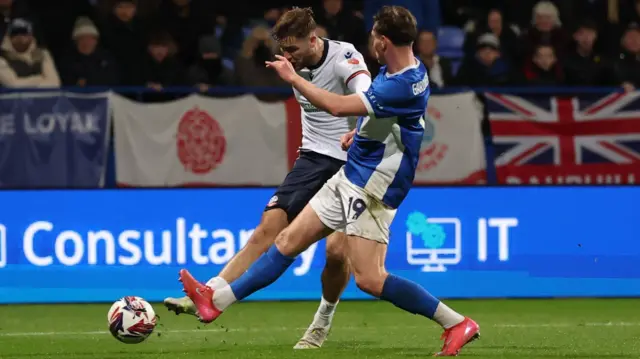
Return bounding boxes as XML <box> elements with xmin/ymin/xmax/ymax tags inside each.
<box><xmin>406</xmin><ymin>217</ymin><xmax>461</xmax><ymax>272</ymax></box>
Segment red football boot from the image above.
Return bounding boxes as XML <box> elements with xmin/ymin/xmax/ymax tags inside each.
<box><xmin>434</xmin><ymin>317</ymin><xmax>480</xmax><ymax>356</ymax></box>
<box><xmin>178</xmin><ymin>269</ymin><xmax>222</xmax><ymax>323</ymax></box>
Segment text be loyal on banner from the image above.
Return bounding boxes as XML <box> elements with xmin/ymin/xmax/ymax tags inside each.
<box><xmin>0</xmin><ymin>92</ymin><xmax>110</xmax><ymax>187</ymax></box>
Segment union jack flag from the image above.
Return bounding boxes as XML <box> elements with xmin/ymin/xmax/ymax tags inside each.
<box><xmin>486</xmin><ymin>92</ymin><xmax>640</xmax><ymax>184</ymax></box>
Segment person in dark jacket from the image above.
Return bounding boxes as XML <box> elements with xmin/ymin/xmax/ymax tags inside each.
<box><xmin>564</xmin><ymin>20</ymin><xmax>612</xmax><ymax>86</ymax></box>
<box><xmin>523</xmin><ymin>44</ymin><xmax>565</xmax><ymax>86</ymax></box>
<box><xmin>464</xmin><ymin>9</ymin><xmax>522</xmax><ymax>65</ymax></box>
<box><xmin>455</xmin><ymin>33</ymin><xmax>517</xmax><ymax>86</ymax></box>
<box><xmin>521</xmin><ymin>1</ymin><xmax>570</xmax><ymax>59</ymax></box>
<box><xmin>614</xmin><ymin>22</ymin><xmax>640</xmax><ymax>91</ymax></box>
<box><xmin>60</xmin><ymin>17</ymin><xmax>119</xmax><ymax>87</ymax></box>
<box><xmin>100</xmin><ymin>0</ymin><xmax>147</xmax><ymax>86</ymax></box>
<box><xmin>414</xmin><ymin>30</ymin><xmax>453</xmax><ymax>88</ymax></box>
<box><xmin>187</xmin><ymin>34</ymin><xmax>233</xmax><ymax>91</ymax></box>
<box><xmin>143</xmin><ymin>32</ymin><xmax>186</xmax><ymax>89</ymax></box>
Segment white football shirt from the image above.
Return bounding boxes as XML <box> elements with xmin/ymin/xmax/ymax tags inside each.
<box><xmin>295</xmin><ymin>39</ymin><xmax>371</xmax><ymax>161</ymax></box>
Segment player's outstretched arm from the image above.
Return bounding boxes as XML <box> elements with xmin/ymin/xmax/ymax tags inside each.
<box><xmin>266</xmin><ymin>55</ymin><xmax>368</xmax><ymax>117</ymax></box>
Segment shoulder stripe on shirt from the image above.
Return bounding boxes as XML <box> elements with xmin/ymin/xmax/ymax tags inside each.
<box><xmin>345</xmin><ymin>70</ymin><xmax>370</xmax><ymax>86</ymax></box>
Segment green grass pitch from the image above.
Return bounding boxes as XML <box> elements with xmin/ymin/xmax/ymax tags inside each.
<box><xmin>1</xmin><ymin>299</ymin><xmax>639</xmax><ymax>359</ymax></box>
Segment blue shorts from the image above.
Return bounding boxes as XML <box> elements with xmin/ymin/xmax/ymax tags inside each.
<box><xmin>265</xmin><ymin>150</ymin><xmax>345</xmax><ymax>223</ymax></box>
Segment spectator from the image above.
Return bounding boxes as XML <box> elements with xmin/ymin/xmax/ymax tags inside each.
<box><xmin>564</xmin><ymin>20</ymin><xmax>611</xmax><ymax>86</ymax></box>
<box><xmin>362</xmin><ymin>33</ymin><xmax>380</xmax><ymax>78</ymax></box>
<box><xmin>315</xmin><ymin>0</ymin><xmax>367</xmax><ymax>49</ymax></box>
<box><xmin>364</xmin><ymin>0</ymin><xmax>441</xmax><ymax>33</ymax></box>
<box><xmin>622</xmin><ymin>0</ymin><xmax>640</xmax><ymax>25</ymax></box>
<box><xmin>414</xmin><ymin>30</ymin><xmax>453</xmax><ymax>88</ymax></box>
<box><xmin>100</xmin><ymin>0</ymin><xmax>147</xmax><ymax>86</ymax></box>
<box><xmin>59</xmin><ymin>16</ymin><xmax>119</xmax><ymax>87</ymax></box>
<box><xmin>157</xmin><ymin>0</ymin><xmax>211</xmax><ymax>67</ymax></box>
<box><xmin>614</xmin><ymin>22</ymin><xmax>640</xmax><ymax>91</ymax></box>
<box><xmin>143</xmin><ymin>32</ymin><xmax>186</xmax><ymax>90</ymax></box>
<box><xmin>0</xmin><ymin>18</ymin><xmax>60</xmax><ymax>88</ymax></box>
<box><xmin>315</xmin><ymin>25</ymin><xmax>328</xmax><ymax>39</ymax></box>
<box><xmin>522</xmin><ymin>1</ymin><xmax>569</xmax><ymax>59</ymax></box>
<box><xmin>465</xmin><ymin>9</ymin><xmax>521</xmax><ymax>64</ymax></box>
<box><xmin>0</xmin><ymin>0</ymin><xmax>34</xmax><ymax>42</ymax></box>
<box><xmin>234</xmin><ymin>26</ymin><xmax>288</xmax><ymax>101</ymax></box>
<box><xmin>455</xmin><ymin>33</ymin><xmax>517</xmax><ymax>86</ymax></box>
<box><xmin>187</xmin><ymin>34</ymin><xmax>233</xmax><ymax>91</ymax></box>
<box><xmin>524</xmin><ymin>44</ymin><xmax>565</xmax><ymax>85</ymax></box>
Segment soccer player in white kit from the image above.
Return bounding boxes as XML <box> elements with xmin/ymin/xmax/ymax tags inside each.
<box><xmin>178</xmin><ymin>6</ymin><xmax>480</xmax><ymax>356</ymax></box>
<box><xmin>163</xmin><ymin>7</ymin><xmax>372</xmax><ymax>349</ymax></box>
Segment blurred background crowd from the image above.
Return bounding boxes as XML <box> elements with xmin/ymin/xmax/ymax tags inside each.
<box><xmin>0</xmin><ymin>0</ymin><xmax>639</xmax><ymax>92</ymax></box>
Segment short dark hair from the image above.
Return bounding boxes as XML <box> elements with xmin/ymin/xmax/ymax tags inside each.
<box><xmin>272</xmin><ymin>7</ymin><xmax>316</xmax><ymax>42</ymax></box>
<box><xmin>372</xmin><ymin>6</ymin><xmax>417</xmax><ymax>46</ymax></box>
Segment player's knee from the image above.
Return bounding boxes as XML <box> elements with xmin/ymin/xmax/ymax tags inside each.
<box><xmin>325</xmin><ymin>236</ymin><xmax>348</xmax><ymax>266</ymax></box>
<box><xmin>354</xmin><ymin>272</ymin><xmax>385</xmax><ymax>297</ymax></box>
<box><xmin>246</xmin><ymin>222</ymin><xmax>280</xmax><ymax>251</ymax></box>
<box><xmin>274</xmin><ymin>229</ymin><xmax>297</xmax><ymax>256</ymax></box>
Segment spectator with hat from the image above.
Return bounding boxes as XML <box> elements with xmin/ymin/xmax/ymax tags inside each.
<box><xmin>454</xmin><ymin>33</ymin><xmax>518</xmax><ymax>86</ymax></box>
<box><xmin>187</xmin><ymin>34</ymin><xmax>233</xmax><ymax>92</ymax></box>
<box><xmin>59</xmin><ymin>16</ymin><xmax>119</xmax><ymax>87</ymax></box>
<box><xmin>522</xmin><ymin>1</ymin><xmax>570</xmax><ymax>59</ymax></box>
<box><xmin>564</xmin><ymin>20</ymin><xmax>613</xmax><ymax>86</ymax></box>
<box><xmin>0</xmin><ymin>18</ymin><xmax>59</xmax><ymax>88</ymax></box>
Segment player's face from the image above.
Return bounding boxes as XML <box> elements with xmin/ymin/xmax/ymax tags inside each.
<box><xmin>370</xmin><ymin>30</ymin><xmax>388</xmax><ymax>65</ymax></box>
<box><xmin>279</xmin><ymin>35</ymin><xmax>315</xmax><ymax>70</ymax></box>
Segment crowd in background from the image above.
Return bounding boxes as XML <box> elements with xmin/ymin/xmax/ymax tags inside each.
<box><xmin>0</xmin><ymin>0</ymin><xmax>639</xmax><ymax>93</ymax></box>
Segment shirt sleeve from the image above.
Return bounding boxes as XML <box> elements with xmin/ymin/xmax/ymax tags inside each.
<box><xmin>334</xmin><ymin>47</ymin><xmax>370</xmax><ymax>92</ymax></box>
<box><xmin>357</xmin><ymin>76</ymin><xmax>427</xmax><ymax>119</ymax></box>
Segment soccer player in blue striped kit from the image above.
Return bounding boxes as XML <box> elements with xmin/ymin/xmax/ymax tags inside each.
<box><xmin>178</xmin><ymin>6</ymin><xmax>480</xmax><ymax>356</ymax></box>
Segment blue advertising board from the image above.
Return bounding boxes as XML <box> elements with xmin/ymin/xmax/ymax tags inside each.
<box><xmin>0</xmin><ymin>186</ymin><xmax>638</xmax><ymax>304</ymax></box>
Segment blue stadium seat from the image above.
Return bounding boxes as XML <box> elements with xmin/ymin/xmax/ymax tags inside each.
<box><xmin>437</xmin><ymin>26</ymin><xmax>466</xmax><ymax>59</ymax></box>
<box><xmin>222</xmin><ymin>58</ymin><xmax>234</xmax><ymax>71</ymax></box>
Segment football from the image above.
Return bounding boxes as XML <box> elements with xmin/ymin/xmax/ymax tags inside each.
<box><xmin>107</xmin><ymin>296</ymin><xmax>157</xmax><ymax>344</ymax></box>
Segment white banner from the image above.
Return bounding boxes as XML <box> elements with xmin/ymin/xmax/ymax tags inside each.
<box><xmin>111</xmin><ymin>93</ymin><xmax>289</xmax><ymax>186</ymax></box>
<box><xmin>413</xmin><ymin>92</ymin><xmax>486</xmax><ymax>184</ymax></box>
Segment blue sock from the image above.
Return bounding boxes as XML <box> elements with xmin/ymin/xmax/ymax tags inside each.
<box><xmin>380</xmin><ymin>274</ymin><xmax>440</xmax><ymax>319</ymax></box>
<box><xmin>230</xmin><ymin>245</ymin><xmax>295</xmax><ymax>300</ymax></box>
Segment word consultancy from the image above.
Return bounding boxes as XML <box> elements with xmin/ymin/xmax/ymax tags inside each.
<box><xmin>0</xmin><ymin>186</ymin><xmax>638</xmax><ymax>303</ymax></box>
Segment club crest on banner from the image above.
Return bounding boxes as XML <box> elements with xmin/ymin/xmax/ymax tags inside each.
<box><xmin>176</xmin><ymin>106</ymin><xmax>226</xmax><ymax>174</ymax></box>
<box><xmin>417</xmin><ymin>106</ymin><xmax>448</xmax><ymax>172</ymax></box>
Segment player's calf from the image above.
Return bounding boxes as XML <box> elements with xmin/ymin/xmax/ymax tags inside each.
<box><xmin>294</xmin><ymin>233</ymin><xmax>350</xmax><ymax>350</ymax></box>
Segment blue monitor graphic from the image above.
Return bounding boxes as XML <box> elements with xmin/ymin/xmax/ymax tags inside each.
<box><xmin>405</xmin><ymin>212</ymin><xmax>461</xmax><ymax>272</ymax></box>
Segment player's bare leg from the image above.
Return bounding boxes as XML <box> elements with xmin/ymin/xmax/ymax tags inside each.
<box><xmin>295</xmin><ymin>232</ymin><xmax>351</xmax><ymax>349</ymax></box>
<box><xmin>164</xmin><ymin>209</ymin><xmax>288</xmax><ymax>316</ymax></box>
<box><xmin>345</xmin><ymin>236</ymin><xmax>479</xmax><ymax>356</ymax></box>
<box><xmin>178</xmin><ymin>204</ymin><xmax>333</xmax><ymax>323</ymax></box>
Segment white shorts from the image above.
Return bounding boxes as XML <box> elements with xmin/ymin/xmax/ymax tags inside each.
<box><xmin>309</xmin><ymin>168</ymin><xmax>397</xmax><ymax>244</ymax></box>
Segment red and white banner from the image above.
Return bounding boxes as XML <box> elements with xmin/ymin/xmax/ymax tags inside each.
<box><xmin>111</xmin><ymin>92</ymin><xmax>487</xmax><ymax>187</ymax></box>
<box><xmin>413</xmin><ymin>92</ymin><xmax>487</xmax><ymax>184</ymax></box>
<box><xmin>111</xmin><ymin>93</ymin><xmax>299</xmax><ymax>186</ymax></box>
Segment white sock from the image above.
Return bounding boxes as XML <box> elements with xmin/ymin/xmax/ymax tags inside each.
<box><xmin>205</xmin><ymin>276</ymin><xmax>229</xmax><ymax>290</ymax></box>
<box><xmin>212</xmin><ymin>285</ymin><xmax>237</xmax><ymax>311</ymax></box>
<box><xmin>311</xmin><ymin>297</ymin><xmax>338</xmax><ymax>328</ymax></box>
<box><xmin>433</xmin><ymin>302</ymin><xmax>465</xmax><ymax>329</ymax></box>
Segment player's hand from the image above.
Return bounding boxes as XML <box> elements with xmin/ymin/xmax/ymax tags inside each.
<box><xmin>265</xmin><ymin>55</ymin><xmax>296</xmax><ymax>83</ymax></box>
<box><xmin>341</xmin><ymin>129</ymin><xmax>356</xmax><ymax>151</ymax></box>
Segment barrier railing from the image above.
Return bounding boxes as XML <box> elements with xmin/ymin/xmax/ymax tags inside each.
<box><xmin>0</xmin><ymin>85</ymin><xmax>626</xmax><ymax>96</ymax></box>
